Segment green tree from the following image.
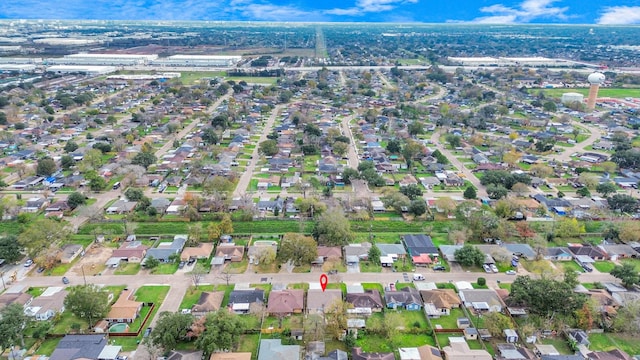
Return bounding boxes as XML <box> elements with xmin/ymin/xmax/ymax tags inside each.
<box><xmin>409</xmin><ymin>199</ymin><xmax>427</xmax><ymax>217</ymax></box>
<box><xmin>279</xmin><ymin>233</ymin><xmax>318</xmax><ymax>266</ymax></box>
<box><xmin>483</xmin><ymin>311</ymin><xmax>513</xmax><ymax>337</ymax></box>
<box><xmin>201</xmin><ymin>128</ymin><xmax>219</xmax><ymax>145</ymax></box>
<box><xmin>144</xmin><ymin>256</ymin><xmax>160</xmax><ymax>269</ymax></box>
<box><xmin>0</xmin><ymin>235</ymin><xmax>22</xmax><ymax>263</ymax></box>
<box><xmin>124</xmin><ymin>188</ymin><xmax>145</xmax><ymax>201</ymax></box>
<box><xmin>608</xmin><ymin>194</ymin><xmax>639</xmax><ymax>213</ymax></box>
<box><xmin>36</xmin><ymin>157</ymin><xmax>57</xmax><ymax>176</ymax></box>
<box><xmin>486</xmin><ymin>184</ymin><xmax>508</xmax><ymax>199</ymax></box>
<box><xmin>507</xmin><ymin>272</ymin><xmax>586</xmax><ymax>316</ymax></box>
<box><xmin>67</xmin><ymin>192</ymin><xmax>87</xmax><ymax>209</ymax></box>
<box><xmin>150</xmin><ymin>312</ymin><xmax>194</xmax><ymax>351</ymax></box>
<box><xmin>611</xmin><ymin>263</ymin><xmax>640</xmax><ymax>288</ymax></box>
<box><xmin>64</xmin><ymin>285</ymin><xmax>109</xmax><ymax>327</ymax></box>
<box><xmin>64</xmin><ymin>140</ymin><xmax>79</xmax><ymax>153</ymax></box>
<box><xmin>612</xmin><ymin>300</ymin><xmax>640</xmax><ymax>333</ymax></box>
<box><xmin>368</xmin><ymin>243</ymin><xmax>381</xmax><ymax>265</ymax></box>
<box><xmin>408</xmin><ymin>121</ymin><xmax>424</xmax><ymax>136</ymax></box>
<box><xmin>596</xmin><ymin>182</ymin><xmax>617</xmax><ymax>197</ymax></box>
<box><xmin>219</xmin><ymin>214</ymin><xmax>234</xmax><ymax>234</ymax></box>
<box><xmin>313</xmin><ymin>208</ymin><xmax>354</xmax><ymax>245</ymax></box>
<box><xmin>131</xmin><ymin>152</ymin><xmax>157</xmax><ymax>169</ymax></box>
<box><xmin>576</xmin><ymin>187</ymin><xmax>591</xmax><ymax>198</ymax></box>
<box><xmin>400</xmin><ymin>184</ymin><xmax>423</xmax><ymax>200</ymax></box>
<box><xmin>543</xmin><ymin>101</ymin><xmax>557</xmax><ymax>112</ymax></box>
<box><xmin>463</xmin><ymin>186</ymin><xmax>477</xmax><ymax>199</ymax></box>
<box><xmin>0</xmin><ymin>303</ymin><xmax>28</xmax><ymax>352</ymax></box>
<box><xmin>386</xmin><ymin>139</ymin><xmax>401</xmax><ymax>153</ymax></box>
<box><xmin>18</xmin><ymin>219</ymin><xmax>69</xmax><ymax>259</ymax></box>
<box><xmin>196</xmin><ymin>310</ymin><xmax>245</xmax><ymax>356</ymax></box>
<box><xmin>402</xmin><ymin>139</ymin><xmax>425</xmax><ymax>167</ymax></box>
<box><xmin>554</xmin><ymin>218</ymin><xmax>585</xmax><ymax>238</ymax></box>
<box><xmin>325</xmin><ymin>299</ymin><xmax>351</xmax><ymax>340</ymax></box>
<box><xmin>445</xmin><ymin>134</ymin><xmax>462</xmax><ymax>148</ymax></box>
<box><xmin>258</xmin><ymin>139</ymin><xmax>278</xmax><ymax>156</ymax></box>
<box><xmin>454</xmin><ymin>244</ymin><xmax>485</xmax><ymax>267</ymax></box>
<box><xmin>61</xmin><ymin>154</ymin><xmax>75</xmax><ymax>169</ymax></box>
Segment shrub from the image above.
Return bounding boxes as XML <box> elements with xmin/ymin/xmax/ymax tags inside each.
<box><xmin>477</xmin><ymin>277</ymin><xmax>486</xmax><ymax>286</ymax></box>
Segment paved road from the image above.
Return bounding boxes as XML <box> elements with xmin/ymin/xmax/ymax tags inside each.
<box><xmin>430</xmin><ymin>130</ymin><xmax>488</xmax><ymax>198</ymax></box>
<box><xmin>232</xmin><ymin>104</ymin><xmax>283</xmax><ymax>198</ymax></box>
<box><xmin>340</xmin><ymin>115</ymin><xmax>360</xmax><ymax>169</ymax></box>
<box><xmin>555</xmin><ymin>119</ymin><xmax>606</xmax><ymax>163</ymax></box>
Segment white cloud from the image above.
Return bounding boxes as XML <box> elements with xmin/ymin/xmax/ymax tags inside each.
<box><xmin>468</xmin><ymin>0</ymin><xmax>569</xmax><ymax>23</ymax></box>
<box><xmin>235</xmin><ymin>3</ymin><xmax>324</xmax><ymax>21</ymax></box>
<box><xmin>325</xmin><ymin>0</ymin><xmax>418</xmax><ymax>16</ymax></box>
<box><xmin>598</xmin><ymin>6</ymin><xmax>640</xmax><ymax>25</ymax></box>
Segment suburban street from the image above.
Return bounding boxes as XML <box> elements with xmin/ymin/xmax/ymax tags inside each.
<box><xmin>232</xmin><ymin>104</ymin><xmax>283</xmax><ymax>198</ymax></box>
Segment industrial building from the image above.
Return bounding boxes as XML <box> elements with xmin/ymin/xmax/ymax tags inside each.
<box><xmin>0</xmin><ymin>64</ymin><xmax>37</xmax><ymax>72</ymax></box>
<box><xmin>44</xmin><ymin>53</ymin><xmax>158</xmax><ymax>66</ymax></box>
<box><xmin>150</xmin><ymin>55</ymin><xmax>242</xmax><ymax>67</ymax></box>
<box><xmin>45</xmin><ymin>65</ymin><xmax>118</xmax><ymax>75</ymax></box>
<box><xmin>447</xmin><ymin>56</ymin><xmax>580</xmax><ymax>67</ymax></box>
<box><xmin>106</xmin><ymin>72</ymin><xmax>181</xmax><ymax>80</ymax></box>
<box><xmin>561</xmin><ymin>92</ymin><xmax>584</xmax><ymax>105</ymax></box>
<box><xmin>0</xmin><ymin>57</ymin><xmax>42</xmax><ymax>64</ymax></box>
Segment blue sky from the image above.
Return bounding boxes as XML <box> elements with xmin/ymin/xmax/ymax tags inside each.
<box><xmin>2</xmin><ymin>0</ymin><xmax>640</xmax><ymax>24</ymax></box>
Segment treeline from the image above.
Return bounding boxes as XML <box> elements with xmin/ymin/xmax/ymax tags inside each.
<box><xmin>226</xmin><ymin>69</ymin><xmax>284</xmax><ymax>77</ymax></box>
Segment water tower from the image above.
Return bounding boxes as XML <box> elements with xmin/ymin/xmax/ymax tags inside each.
<box><xmin>586</xmin><ymin>72</ymin><xmax>605</xmax><ymax>110</ymax></box>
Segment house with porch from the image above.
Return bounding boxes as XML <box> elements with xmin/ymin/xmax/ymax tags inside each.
<box><xmin>385</xmin><ymin>287</ymin><xmax>422</xmax><ymax>311</ymax></box>
<box><xmin>105</xmin><ymin>289</ymin><xmax>143</xmax><ymax>323</ymax></box>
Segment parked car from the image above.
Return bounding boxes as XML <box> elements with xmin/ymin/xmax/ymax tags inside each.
<box><xmin>36</xmin><ymin>267</ymin><xmax>45</xmax><ymax>273</ymax></box>
<box><xmin>482</xmin><ymin>264</ymin><xmax>492</xmax><ymax>273</ymax></box>
<box><xmin>24</xmin><ymin>259</ymin><xmax>33</xmax><ymax>267</ymax></box>
<box><xmin>62</xmin><ymin>276</ymin><xmax>69</xmax><ymax>284</ymax></box>
<box><xmin>433</xmin><ymin>265</ymin><xmax>446</xmax><ymax>271</ymax></box>
<box><xmin>143</xmin><ymin>327</ymin><xmax>152</xmax><ymax>337</ymax></box>
<box><xmin>178</xmin><ymin>261</ymin><xmax>186</xmax><ymax>269</ymax></box>
<box><xmin>506</xmin><ymin>270</ymin><xmax>516</xmax><ymax>275</ymax></box>
<box><xmin>490</xmin><ymin>264</ymin><xmax>499</xmax><ymax>273</ymax></box>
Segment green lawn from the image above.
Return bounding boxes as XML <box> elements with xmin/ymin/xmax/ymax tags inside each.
<box><xmin>114</xmin><ymin>263</ymin><xmax>140</xmax><ymax>275</ymax></box>
<box><xmin>35</xmin><ymin>337</ymin><xmax>62</xmax><ymax>355</ymax></box>
<box><xmin>620</xmin><ymin>258</ymin><xmax>640</xmax><ymax>271</ymax></box>
<box><xmin>50</xmin><ymin>310</ymin><xmax>89</xmax><ymax>334</ymax></box>
<box><xmin>151</xmin><ymin>262</ymin><xmax>179</xmax><ymax>274</ymax></box>
<box><xmin>588</xmin><ymin>333</ymin><xmax>640</xmax><ymax>355</ymax></box>
<box><xmin>541</xmin><ymin>87</ymin><xmax>640</xmax><ymax>99</ymax></box>
<box><xmin>226</xmin><ymin>259</ymin><xmax>249</xmax><ymax>274</ymax></box>
<box><xmin>134</xmin><ymin>285</ymin><xmax>170</xmax><ymax>303</ymax></box>
<box><xmin>179</xmin><ymin>285</ymin><xmax>216</xmax><ymax>310</ymax></box>
<box><xmin>430</xmin><ymin>308</ymin><xmax>466</xmax><ymax>329</ymax></box>
<box><xmin>359</xmin><ymin>261</ymin><xmax>382</xmax><ymax>273</ymax></box>
<box><xmin>541</xmin><ymin>337</ymin><xmax>574</xmax><ymax>354</ymax></box>
<box><xmin>26</xmin><ymin>287</ymin><xmax>47</xmax><ymax>297</ymax></box>
<box><xmin>560</xmin><ymin>261</ymin><xmax>584</xmax><ymax>273</ymax></box>
<box><xmin>592</xmin><ymin>261</ymin><xmax>616</xmax><ymax>273</ymax></box>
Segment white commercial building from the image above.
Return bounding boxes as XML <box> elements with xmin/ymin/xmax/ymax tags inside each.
<box><xmin>46</xmin><ymin>65</ymin><xmax>118</xmax><ymax>75</ymax></box>
<box><xmin>0</xmin><ymin>64</ymin><xmax>36</xmax><ymax>72</ymax></box>
<box><xmin>45</xmin><ymin>53</ymin><xmax>158</xmax><ymax>66</ymax></box>
<box><xmin>561</xmin><ymin>92</ymin><xmax>585</xmax><ymax>104</ymax></box>
<box><xmin>448</xmin><ymin>56</ymin><xmax>578</xmax><ymax>67</ymax></box>
<box><xmin>151</xmin><ymin>55</ymin><xmax>242</xmax><ymax>67</ymax></box>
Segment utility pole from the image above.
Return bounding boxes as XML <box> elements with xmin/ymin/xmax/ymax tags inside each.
<box><xmin>81</xmin><ymin>265</ymin><xmax>87</xmax><ymax>286</ymax></box>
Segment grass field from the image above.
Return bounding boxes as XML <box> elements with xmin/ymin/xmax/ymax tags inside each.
<box><xmin>114</xmin><ymin>263</ymin><xmax>140</xmax><ymax>275</ymax></box>
<box><xmin>589</xmin><ymin>333</ymin><xmax>640</xmax><ymax>355</ymax></box>
<box><xmin>592</xmin><ymin>261</ymin><xmax>616</xmax><ymax>273</ymax></box>
<box><xmin>541</xmin><ymin>87</ymin><xmax>640</xmax><ymax>99</ymax></box>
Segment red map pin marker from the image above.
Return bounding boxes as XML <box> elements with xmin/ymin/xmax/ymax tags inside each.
<box><xmin>320</xmin><ymin>274</ymin><xmax>328</xmax><ymax>292</ymax></box>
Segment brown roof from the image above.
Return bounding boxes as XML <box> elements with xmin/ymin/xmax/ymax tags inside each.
<box><xmin>417</xmin><ymin>345</ymin><xmax>443</xmax><ymax>360</ymax></box>
<box><xmin>588</xmin><ymin>350</ymin><xmax>633</xmax><ymax>360</ymax></box>
<box><xmin>181</xmin><ymin>243</ymin><xmax>214</xmax><ymax>261</ymax></box>
<box><xmin>192</xmin><ymin>291</ymin><xmax>224</xmax><ymax>313</ymax></box>
<box><xmin>210</xmin><ymin>353</ymin><xmax>252</xmax><ymax>360</ymax></box>
<box><xmin>352</xmin><ymin>347</ymin><xmax>394</xmax><ymax>360</ymax></box>
<box><xmin>317</xmin><ymin>246</ymin><xmax>342</xmax><ymax>259</ymax></box>
<box><xmin>0</xmin><ymin>292</ymin><xmax>33</xmax><ymax>309</ymax></box>
<box><xmin>216</xmin><ymin>245</ymin><xmax>244</xmax><ymax>261</ymax></box>
<box><xmin>420</xmin><ymin>289</ymin><xmax>462</xmax><ymax>309</ymax></box>
<box><xmin>107</xmin><ymin>289</ymin><xmax>143</xmax><ymax>321</ymax></box>
<box><xmin>112</xmin><ymin>243</ymin><xmax>148</xmax><ymax>259</ymax></box>
<box><xmin>346</xmin><ymin>290</ymin><xmax>383</xmax><ymax>309</ymax></box>
<box><xmin>306</xmin><ymin>289</ymin><xmax>342</xmax><ymax>312</ymax></box>
<box><xmin>267</xmin><ymin>290</ymin><xmax>304</xmax><ymax>314</ymax></box>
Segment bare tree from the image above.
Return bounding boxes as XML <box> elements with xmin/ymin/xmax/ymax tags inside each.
<box><xmin>190</xmin><ymin>263</ymin><xmax>209</xmax><ymax>289</ymax></box>
<box><xmin>218</xmin><ymin>268</ymin><xmax>233</xmax><ymax>286</ymax></box>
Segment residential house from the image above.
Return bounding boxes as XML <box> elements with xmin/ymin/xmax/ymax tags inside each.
<box><xmin>352</xmin><ymin>347</ymin><xmax>394</xmax><ymax>360</ymax></box>
<box><xmin>105</xmin><ymin>199</ymin><xmax>137</xmax><ymax>214</ymax></box>
<box><xmin>112</xmin><ymin>241</ymin><xmax>148</xmax><ymax>263</ymax></box>
<box><xmin>403</xmin><ymin>234</ymin><xmax>439</xmax><ymax>258</ymax></box>
<box><xmin>21</xmin><ymin>197</ymin><xmax>48</xmax><ymax>213</ymax></box>
<box><xmin>306</xmin><ymin>289</ymin><xmax>342</xmax><ymax>314</ymax></box>
<box><xmin>191</xmin><ymin>291</ymin><xmax>224</xmax><ymax>317</ymax></box>
<box><xmin>399</xmin><ymin>175</ymin><xmax>419</xmax><ymax>187</ymax></box>
<box><xmin>504</xmin><ymin>244</ymin><xmax>536</xmax><ymax>260</ymax></box>
<box><xmin>420</xmin><ymin>177</ymin><xmax>441</xmax><ymax>189</ymax></box>
<box><xmin>0</xmin><ymin>292</ymin><xmax>33</xmax><ymax>310</ymax></box>
<box><xmin>215</xmin><ymin>244</ymin><xmax>245</xmax><ymax>262</ymax></box>
<box><xmin>377</xmin><ymin>244</ymin><xmax>407</xmax><ymax>260</ymax></box>
<box><xmin>105</xmin><ymin>289</ymin><xmax>143</xmax><ymax>323</ymax></box>
<box><xmin>248</xmin><ymin>241</ymin><xmax>279</xmax><ymax>265</ymax></box>
<box><xmin>24</xmin><ymin>287</ymin><xmax>67</xmax><ymax>321</ymax></box>
<box><xmin>257</xmin><ymin>339</ymin><xmax>300</xmax><ymax>360</ymax></box>
<box><xmin>442</xmin><ymin>338</ymin><xmax>492</xmax><ymax>360</ymax></box>
<box><xmin>344</xmin><ymin>243</ymin><xmax>372</xmax><ymax>265</ymax></box>
<box><xmin>145</xmin><ymin>235</ymin><xmax>187</xmax><ymax>263</ymax></box>
<box><xmin>568</xmin><ymin>245</ymin><xmax>607</xmax><ymax>261</ymax></box>
<box><xmin>384</xmin><ymin>287</ymin><xmax>422</xmax><ymax>310</ymax></box>
<box><xmin>166</xmin><ymin>350</ymin><xmax>205</xmax><ymax>360</ymax></box>
<box><xmin>228</xmin><ymin>289</ymin><xmax>265</xmax><ymax>314</ymax></box>
<box><xmin>60</xmin><ymin>244</ymin><xmax>84</xmax><ymax>264</ymax></box>
<box><xmin>398</xmin><ymin>346</ymin><xmax>443</xmax><ymax>360</ymax></box>
<box><xmin>420</xmin><ymin>289</ymin><xmax>462</xmax><ymax>317</ymax></box>
<box><xmin>346</xmin><ymin>290</ymin><xmax>384</xmax><ymax>312</ymax></box>
<box><xmin>181</xmin><ymin>243</ymin><xmax>214</xmax><ymax>262</ymax></box>
<box><xmin>567</xmin><ymin>329</ymin><xmax>590</xmax><ymax>347</ymax></box>
<box><xmin>544</xmin><ymin>247</ymin><xmax>573</xmax><ymax>261</ymax></box>
<box><xmin>150</xmin><ymin>198</ymin><xmax>171</xmax><ymax>213</ymax></box>
<box><xmin>496</xmin><ymin>343</ymin><xmax>536</xmax><ymax>360</ymax></box>
<box><xmin>587</xmin><ymin>349</ymin><xmax>633</xmax><ymax>360</ymax></box>
<box><xmin>267</xmin><ymin>289</ymin><xmax>304</xmax><ymax>316</ymax></box>
<box><xmin>599</xmin><ymin>244</ymin><xmax>638</xmax><ymax>261</ymax></box>
<box><xmin>459</xmin><ymin>289</ymin><xmax>504</xmax><ymax>312</ymax></box>
<box><xmin>316</xmin><ymin>246</ymin><xmax>343</xmax><ymax>262</ymax></box>
<box><xmin>50</xmin><ymin>334</ymin><xmax>119</xmax><ymax>360</ymax></box>
<box><xmin>445</xmin><ymin>174</ymin><xmax>465</xmax><ymax>187</ymax></box>
<box><xmin>210</xmin><ymin>353</ymin><xmax>252</xmax><ymax>360</ymax></box>
<box><xmin>316</xmin><ymin>349</ymin><xmax>349</xmax><ymax>360</ymax></box>
<box><xmin>504</xmin><ymin>329</ymin><xmax>519</xmax><ymax>343</ymax></box>
<box><xmin>440</xmin><ymin>245</ymin><xmax>463</xmax><ymax>263</ymax></box>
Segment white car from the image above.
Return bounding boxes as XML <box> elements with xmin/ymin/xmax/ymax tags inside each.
<box><xmin>506</xmin><ymin>270</ymin><xmax>516</xmax><ymax>275</ymax></box>
<box><xmin>482</xmin><ymin>264</ymin><xmax>492</xmax><ymax>273</ymax></box>
<box><xmin>490</xmin><ymin>264</ymin><xmax>499</xmax><ymax>273</ymax></box>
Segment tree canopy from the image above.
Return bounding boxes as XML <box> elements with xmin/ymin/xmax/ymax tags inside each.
<box><xmin>18</xmin><ymin>218</ymin><xmax>70</xmax><ymax>259</ymax></box>
<box><xmin>611</xmin><ymin>263</ymin><xmax>640</xmax><ymax>288</ymax></box>
<box><xmin>507</xmin><ymin>272</ymin><xmax>585</xmax><ymax>316</ymax></box>
<box><xmin>0</xmin><ymin>303</ymin><xmax>28</xmax><ymax>353</ymax></box>
<box><xmin>454</xmin><ymin>244</ymin><xmax>485</xmax><ymax>267</ymax></box>
<box><xmin>0</xmin><ymin>235</ymin><xmax>22</xmax><ymax>263</ymax></box>
<box><xmin>313</xmin><ymin>208</ymin><xmax>354</xmax><ymax>246</ymax></box>
<box><xmin>278</xmin><ymin>233</ymin><xmax>318</xmax><ymax>266</ymax></box>
<box><xmin>150</xmin><ymin>311</ymin><xmax>194</xmax><ymax>351</ymax></box>
<box><xmin>64</xmin><ymin>285</ymin><xmax>109</xmax><ymax>327</ymax></box>
<box><xmin>195</xmin><ymin>310</ymin><xmax>245</xmax><ymax>356</ymax></box>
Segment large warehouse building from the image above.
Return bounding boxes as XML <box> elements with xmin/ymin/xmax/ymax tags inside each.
<box><xmin>150</xmin><ymin>55</ymin><xmax>242</xmax><ymax>67</ymax></box>
<box><xmin>45</xmin><ymin>65</ymin><xmax>118</xmax><ymax>75</ymax></box>
<box><xmin>44</xmin><ymin>53</ymin><xmax>158</xmax><ymax>66</ymax></box>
